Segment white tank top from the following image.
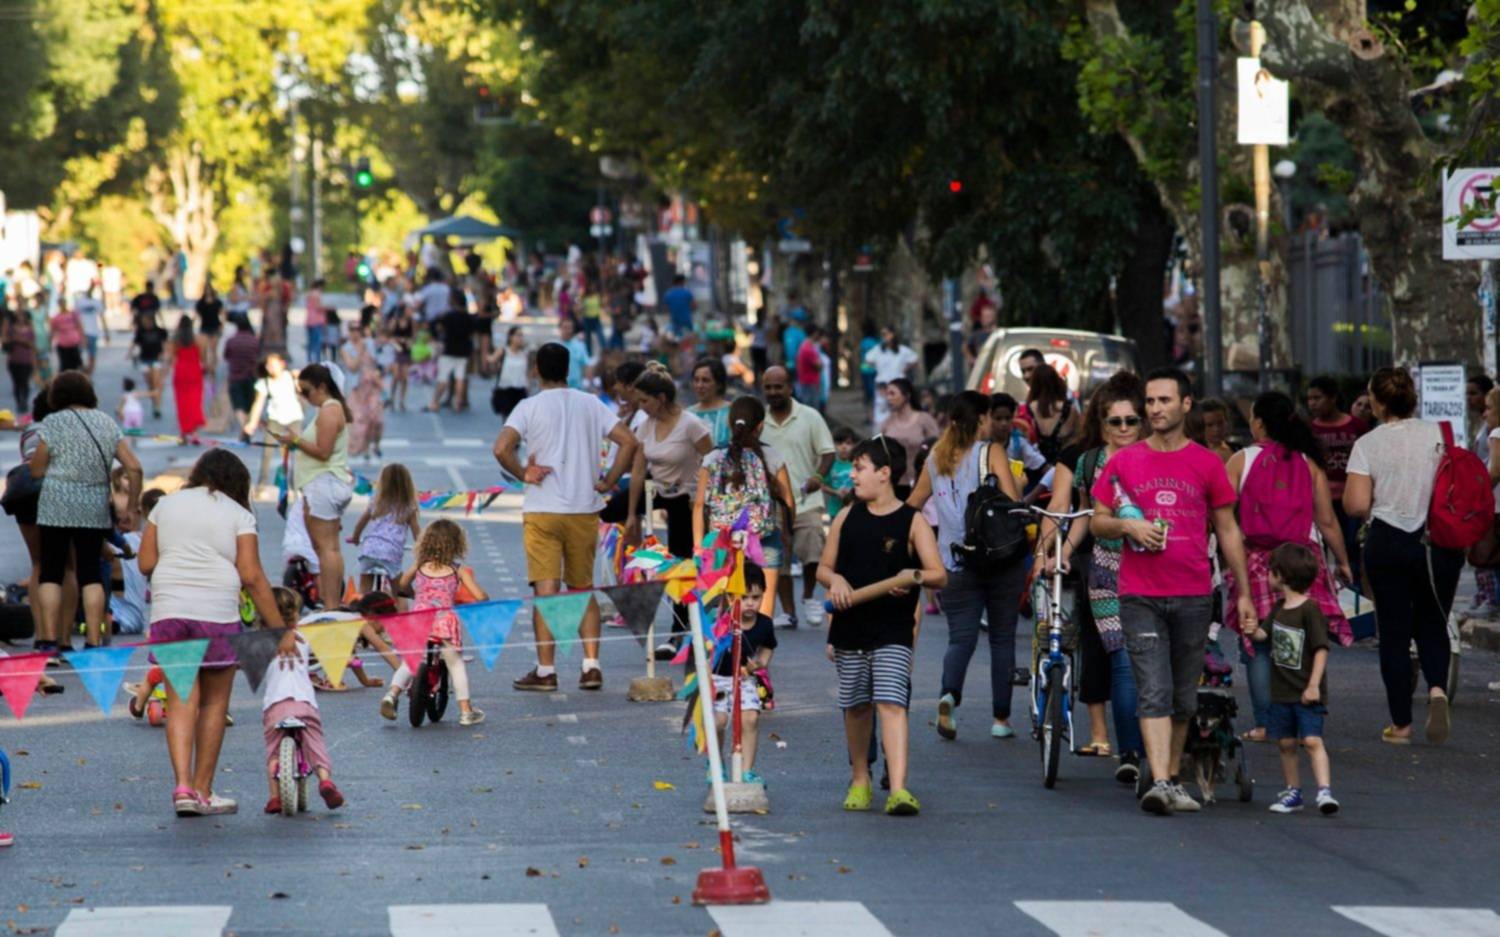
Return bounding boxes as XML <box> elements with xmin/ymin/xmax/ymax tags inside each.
<box><xmin>930</xmin><ymin>442</ymin><xmax>988</xmax><ymax>572</ymax></box>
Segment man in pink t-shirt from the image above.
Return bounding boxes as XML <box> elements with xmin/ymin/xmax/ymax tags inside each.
<box><xmin>304</xmin><ymin>279</ymin><xmax>328</xmax><ymax>364</ymax></box>
<box><xmin>1090</xmin><ymin>368</ymin><xmax>1257</xmax><ymax>817</ymax></box>
<box><xmin>795</xmin><ymin>326</ymin><xmax>825</xmax><ymax>410</ymax></box>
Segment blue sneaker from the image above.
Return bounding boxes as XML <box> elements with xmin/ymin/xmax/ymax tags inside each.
<box><xmin>741</xmin><ymin>770</ymin><xmax>765</xmax><ymax>786</ymax></box>
<box><xmin>1269</xmin><ymin>788</ymin><xmax>1304</xmax><ymax>813</ymax></box>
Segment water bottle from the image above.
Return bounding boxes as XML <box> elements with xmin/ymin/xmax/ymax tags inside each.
<box><xmin>1112</xmin><ymin>476</ymin><xmax>1149</xmax><ymax>553</ymax></box>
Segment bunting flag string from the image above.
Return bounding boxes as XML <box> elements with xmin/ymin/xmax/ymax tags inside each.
<box><xmin>351</xmin><ymin>473</ymin><xmax>524</xmax><ymax>514</ymax></box>
<box><xmin>601</xmin><ymin>582</ymin><xmax>667</xmax><ymax>646</ymax></box>
<box><xmin>456</xmin><ymin>600</ymin><xmax>523</xmax><ymax>671</ymax></box>
<box><xmin>0</xmin><ymin>654</ymin><xmax>49</xmax><ymax>721</ymax></box>
<box><xmin>381</xmin><ymin>609</ymin><xmax>438</xmax><ymax>675</ymax></box>
<box><xmin>63</xmin><ymin>646</ymin><xmax>137</xmax><ymax>717</ymax></box>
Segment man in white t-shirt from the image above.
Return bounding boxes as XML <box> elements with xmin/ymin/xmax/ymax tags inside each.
<box><xmin>74</xmin><ymin>291</ymin><xmax>104</xmax><ymax>373</ymax></box>
<box><xmin>494</xmin><ymin>342</ymin><xmax>638</xmax><ymax>692</ymax></box>
<box><xmin>414</xmin><ymin>269</ymin><xmax>451</xmax><ymax>322</ymax></box>
<box><xmin>864</xmin><ymin>328</ymin><xmax>919</xmax><ymax>427</ymax></box>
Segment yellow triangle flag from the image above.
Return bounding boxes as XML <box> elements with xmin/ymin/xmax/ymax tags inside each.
<box><xmin>727</xmin><ymin>552</ymin><xmax>746</xmax><ymax>596</ymax></box>
<box><xmin>665</xmin><ymin>560</ymin><xmax>697</xmax><ymax>580</ymax></box>
<box><xmin>301</xmin><ymin>619</ymin><xmax>365</xmax><ymax>689</ymax></box>
<box><xmin>666</xmin><ymin>577</ymin><xmax>696</xmax><ymax>602</ymax></box>
<box><xmin>700</xmin><ymin>577</ymin><xmax>727</xmax><ymax>604</ymax></box>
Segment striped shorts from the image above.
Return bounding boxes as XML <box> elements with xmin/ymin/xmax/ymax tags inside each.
<box><xmin>834</xmin><ymin>645</ymin><xmax>913</xmax><ymax>710</ymax></box>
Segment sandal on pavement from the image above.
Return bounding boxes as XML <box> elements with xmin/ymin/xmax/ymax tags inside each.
<box><xmin>0</xmin><ymin>831</ymin><xmax>12</xmax><ymax>847</ymax></box>
<box><xmin>1427</xmin><ymin>694</ymin><xmax>1451</xmax><ymax>745</ymax></box>
<box><xmin>884</xmin><ymin>788</ymin><xmax>921</xmax><ymax>816</ymax></box>
<box><xmin>264</xmin><ymin>796</ymin><xmax>282</xmax><ymax>815</ymax></box>
<box><xmin>842</xmin><ymin>783</ymin><xmax>873</xmax><ymax>811</ymax></box>
<box><xmin>1240</xmin><ymin>728</ymin><xmax>1269</xmax><ymax>743</ymax></box>
<box><xmin>173</xmin><ymin>786</ymin><xmax>204</xmax><ymax>817</ymax></box>
<box><xmin>1381</xmin><ymin>725</ymin><xmax>1412</xmax><ymax>745</ymax></box>
<box><xmin>1077</xmin><ymin>742</ymin><xmax>1112</xmax><ymax>757</ymax></box>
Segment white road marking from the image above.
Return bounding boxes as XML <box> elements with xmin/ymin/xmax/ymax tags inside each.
<box><xmin>1333</xmin><ymin>907</ymin><xmax>1500</xmax><ymax>937</ymax></box>
<box><xmin>422</xmin><ymin>456</ymin><xmax>479</xmax><ymax>467</ymax></box>
<box><xmin>56</xmin><ymin>906</ymin><xmax>233</xmax><ymax>937</ymax></box>
<box><xmin>1015</xmin><ymin>901</ymin><xmax>1229</xmax><ymax>937</ymax></box>
<box><xmin>557</xmin><ymin>713</ymin><xmax>578</xmax><ymax>723</ymax></box>
<box><xmin>379</xmin><ymin>439</ymin><xmax>411</xmax><ymax>447</ymax></box>
<box><xmin>390</xmin><ymin>904</ymin><xmax>560</xmax><ymax>937</ymax></box>
<box><xmin>566</xmin><ymin>735</ymin><xmax>588</xmax><ymax>745</ymax></box>
<box><xmin>443</xmin><ymin>437</ymin><xmax>485</xmax><ymax>448</ymax></box>
<box><xmin>708</xmin><ymin>902</ymin><xmax>894</xmax><ymax>937</ymax></box>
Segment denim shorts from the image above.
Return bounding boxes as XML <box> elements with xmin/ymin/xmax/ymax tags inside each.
<box><xmin>302</xmin><ymin>472</ymin><xmax>354</xmax><ymax>521</ymax></box>
<box><xmin>1266</xmin><ymin>701</ymin><xmax>1326</xmax><ymax>740</ymax></box>
<box><xmin>1119</xmin><ymin>594</ymin><xmax>1213</xmax><ymax>720</ymax></box>
<box><xmin>758</xmin><ymin>530</ymin><xmax>785</xmax><ymax>571</ymax></box>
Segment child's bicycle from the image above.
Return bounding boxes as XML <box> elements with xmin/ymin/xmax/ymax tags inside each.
<box><xmin>407</xmin><ymin>641</ymin><xmax>450</xmax><ymax>727</ymax></box>
<box><xmin>271</xmin><ymin>717</ymin><xmax>314</xmax><ymax>817</ymax></box>
<box><xmin>1021</xmin><ymin>505</ymin><xmax>1093</xmax><ymax>789</ymax></box>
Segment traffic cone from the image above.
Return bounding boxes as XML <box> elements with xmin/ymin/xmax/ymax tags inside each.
<box><xmin>342</xmin><ymin>577</ymin><xmax>359</xmax><ymax>607</ymax></box>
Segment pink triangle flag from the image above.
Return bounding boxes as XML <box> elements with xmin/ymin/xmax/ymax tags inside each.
<box><xmin>0</xmin><ymin>654</ymin><xmax>50</xmax><ymax>721</ymax></box>
<box><xmin>382</xmin><ymin>609</ymin><xmax>436</xmax><ymax>674</ymax></box>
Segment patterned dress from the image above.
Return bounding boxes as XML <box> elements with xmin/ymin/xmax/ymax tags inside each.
<box><xmin>413</xmin><ymin>568</ymin><xmax>462</xmax><ymax>647</ymax></box>
<box><xmin>1074</xmin><ymin>448</ymin><xmax>1126</xmax><ymax>653</ymax></box>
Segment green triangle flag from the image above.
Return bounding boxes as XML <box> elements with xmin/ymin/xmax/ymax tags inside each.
<box><xmin>534</xmin><ymin>591</ymin><xmax>594</xmax><ymax>658</ymax></box>
<box><xmin>153</xmin><ymin>638</ymin><xmax>210</xmax><ymax>699</ymax></box>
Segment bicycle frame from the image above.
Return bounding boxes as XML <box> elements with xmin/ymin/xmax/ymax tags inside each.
<box><xmin>1020</xmin><ymin>506</ymin><xmax>1093</xmax><ymax>778</ymax></box>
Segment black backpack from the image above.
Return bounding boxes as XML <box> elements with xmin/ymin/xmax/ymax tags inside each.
<box><xmin>954</xmin><ymin>443</ymin><xmax>1028</xmax><ymax>572</ymax></box>
<box><xmin>1036</xmin><ymin>399</ymin><xmax>1073</xmax><ymax>464</ymax></box>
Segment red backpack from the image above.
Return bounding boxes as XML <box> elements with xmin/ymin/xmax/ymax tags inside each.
<box><xmin>1428</xmin><ymin>421</ymin><xmax>1495</xmax><ymax>550</ymax></box>
<box><xmin>1238</xmin><ymin>442</ymin><xmax>1315</xmax><ymax>550</ymax></box>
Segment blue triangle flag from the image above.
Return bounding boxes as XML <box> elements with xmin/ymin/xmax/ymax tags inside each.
<box><xmin>63</xmin><ymin>645</ymin><xmax>136</xmax><ymax>717</ymax></box>
<box><xmin>534</xmin><ymin>591</ymin><xmax>595</xmax><ymax>658</ymax></box>
<box><xmin>457</xmin><ymin>600</ymin><xmax>523</xmax><ymax>671</ymax></box>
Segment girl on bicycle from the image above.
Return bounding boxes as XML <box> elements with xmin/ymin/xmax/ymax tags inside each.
<box><xmin>262</xmin><ymin>587</ymin><xmax>345</xmax><ymax>814</ymax></box>
<box><xmin>350</xmin><ymin>462</ymin><xmax>421</xmax><ymax>594</ymax></box>
<box><xmin>380</xmin><ymin>520</ymin><xmax>487</xmax><ymax>726</ymax></box>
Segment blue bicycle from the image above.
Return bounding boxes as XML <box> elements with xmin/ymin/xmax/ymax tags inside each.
<box><xmin>1023</xmin><ymin>506</ymin><xmax>1092</xmax><ymax>789</ymax></box>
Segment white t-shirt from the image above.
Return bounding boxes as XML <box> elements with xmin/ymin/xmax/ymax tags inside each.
<box><xmin>506</xmin><ymin>388</ymin><xmax>621</xmax><ymax>514</ymax></box>
<box><xmin>256</xmin><ymin>372</ymin><xmax>304</xmax><ymax>426</ymax></box>
<box><xmin>864</xmin><ymin>344</ymin><xmax>918</xmax><ymax>384</ymax></box>
<box><xmin>260</xmin><ymin>632</ymin><xmax>316</xmax><ymax>710</ymax></box>
<box><xmin>1488</xmin><ymin>427</ymin><xmax>1500</xmax><ymax>510</ymax></box>
<box><xmin>638</xmin><ymin>410</ymin><xmax>711</xmax><ymax>498</ymax></box>
<box><xmin>416</xmin><ymin>281</ymin><xmax>450</xmax><ymax>321</ymax></box>
<box><xmin>74</xmin><ymin>296</ymin><xmax>103</xmax><ymax>337</ymax></box>
<box><xmin>147</xmin><ymin>487</ymin><xmax>258</xmax><ymax>624</ymax></box>
<box><xmin>1346</xmin><ymin>419</ymin><xmax>1444</xmax><ymax>533</ymax></box>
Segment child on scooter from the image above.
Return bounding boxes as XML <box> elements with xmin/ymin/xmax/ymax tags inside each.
<box><xmin>261</xmin><ymin>587</ymin><xmax>344</xmax><ymax>813</ymax></box>
<box><xmin>380</xmin><ymin>520</ymin><xmax>487</xmax><ymax>725</ymax></box>
<box><xmin>349</xmin><ymin>462</ymin><xmax>421</xmax><ymax>594</ymax></box>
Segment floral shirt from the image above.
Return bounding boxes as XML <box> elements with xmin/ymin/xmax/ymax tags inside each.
<box><xmin>37</xmin><ymin>408</ymin><xmax>121</xmax><ymax>528</ymax></box>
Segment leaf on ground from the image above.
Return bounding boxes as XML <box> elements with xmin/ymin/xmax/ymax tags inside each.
<box><xmin>682</xmin><ymin>841</ymin><xmax>700</xmax><ymax>849</ymax></box>
<box><xmin>578</xmin><ymin>857</ymin><xmax>589</xmax><ymax>868</ymax></box>
<box><xmin>333</xmin><ymin>823</ymin><xmax>351</xmax><ymax>829</ymax></box>
<box><xmin>18</xmin><ymin>782</ymin><xmax>40</xmax><ymax>790</ymax></box>
<box><xmin>653</xmin><ymin>780</ymin><xmax>675</xmax><ymax>791</ymax></box>
<box><xmin>837</xmin><ymin>866</ymin><xmax>851</xmax><ymax>874</ymax></box>
<box><xmin>525</xmin><ymin>867</ymin><xmax>543</xmax><ymax>877</ymax></box>
<box><xmin>472</xmin><ymin>787</ymin><xmax>494</xmax><ymax>793</ymax></box>
<box><xmin>405</xmin><ymin>844</ymin><xmax>425</xmax><ymax>851</ymax></box>
<box><xmin>671</xmin><ymin>896</ymin><xmax>682</xmax><ymax>905</ymax></box>
<box><xmin>400</xmin><ymin>803</ymin><xmax>423</xmax><ymax>810</ymax></box>
<box><xmin>270</xmin><ymin>892</ymin><xmax>289</xmax><ymax>899</ymax></box>
<box><xmin>767</xmin><ymin>733</ymin><xmax>780</xmax><ymax>741</ymax></box>
<box><xmin>660</xmin><ymin>857</ymin><xmax>677</xmax><ymax>866</ymax></box>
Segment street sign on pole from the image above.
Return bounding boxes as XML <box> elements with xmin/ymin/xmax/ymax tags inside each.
<box><xmin>1419</xmin><ymin>360</ymin><xmax>1466</xmax><ymax>439</ymax></box>
<box><xmin>1443</xmin><ymin>168</ymin><xmax>1500</xmax><ymax>260</ymax></box>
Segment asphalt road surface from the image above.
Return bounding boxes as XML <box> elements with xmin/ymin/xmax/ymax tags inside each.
<box><xmin>1</xmin><ymin>318</ymin><xmax>1499</xmax><ymax>936</ymax></box>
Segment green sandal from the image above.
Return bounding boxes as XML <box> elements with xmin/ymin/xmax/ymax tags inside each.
<box><xmin>842</xmin><ymin>783</ymin><xmax>873</xmax><ymax>811</ymax></box>
<box><xmin>884</xmin><ymin>788</ymin><xmax>921</xmax><ymax>816</ymax></box>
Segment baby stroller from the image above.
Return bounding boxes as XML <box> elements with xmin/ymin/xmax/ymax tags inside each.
<box><xmin>1178</xmin><ymin>635</ymin><xmax>1253</xmax><ymax>804</ymax></box>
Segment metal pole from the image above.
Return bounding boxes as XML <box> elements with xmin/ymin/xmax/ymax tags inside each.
<box><xmin>1482</xmin><ymin>260</ymin><xmax>1497</xmax><ymax>379</ymax></box>
<box><xmin>311</xmin><ymin>133</ymin><xmax>323</xmax><ymax>282</ymax></box>
<box><xmin>1196</xmin><ymin>0</ymin><xmax>1223</xmax><ymax>398</ymax></box>
<box><xmin>1250</xmin><ymin>21</ymin><xmax>1271</xmax><ymax>391</ymax></box>
<box><xmin>944</xmin><ymin>277</ymin><xmax>964</xmax><ymax>394</ymax></box>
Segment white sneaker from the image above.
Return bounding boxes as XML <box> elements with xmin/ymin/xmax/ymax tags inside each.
<box><xmin>802</xmin><ymin>598</ymin><xmax>825</xmax><ymax>626</ymax></box>
<box><xmin>379</xmin><ymin>693</ymin><xmax>398</xmax><ymax>721</ymax></box>
<box><xmin>1315</xmin><ymin>788</ymin><xmax>1339</xmax><ymax>815</ymax></box>
<box><xmin>1167</xmin><ymin>783</ymin><xmax>1202</xmax><ymax>813</ymax></box>
<box><xmin>773</xmin><ymin>613</ymin><xmax>798</xmax><ymax>630</ymax></box>
<box><xmin>460</xmin><ymin>708</ymin><xmax>486</xmax><ymax>726</ymax></box>
<box><xmin>198</xmin><ymin>794</ymin><xmax>237</xmax><ymax>816</ymax></box>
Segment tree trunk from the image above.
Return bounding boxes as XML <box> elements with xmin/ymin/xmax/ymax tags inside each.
<box><xmin>146</xmin><ymin>142</ymin><xmax>220</xmax><ymax>304</ymax></box>
<box><xmin>1116</xmin><ymin>177</ymin><xmax>1175</xmax><ymax>372</ymax></box>
<box><xmin>1083</xmin><ymin>1</ymin><xmax>1295</xmax><ymax>375</ymax></box>
<box><xmin>1260</xmin><ymin>0</ymin><xmax>1479</xmax><ymax>362</ymax></box>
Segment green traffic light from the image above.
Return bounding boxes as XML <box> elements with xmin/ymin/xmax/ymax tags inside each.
<box><xmin>355</xmin><ymin>170</ymin><xmax>373</xmax><ymax>188</ymax></box>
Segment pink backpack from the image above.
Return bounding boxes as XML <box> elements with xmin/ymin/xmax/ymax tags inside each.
<box><xmin>1238</xmin><ymin>442</ymin><xmax>1315</xmax><ymax>550</ymax></box>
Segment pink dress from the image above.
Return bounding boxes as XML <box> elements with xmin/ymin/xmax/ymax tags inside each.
<box><xmin>413</xmin><ymin>569</ymin><xmax>462</xmax><ymax>647</ymax></box>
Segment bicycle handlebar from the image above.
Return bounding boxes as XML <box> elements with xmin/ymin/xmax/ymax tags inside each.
<box><xmin>1010</xmin><ymin>506</ymin><xmax>1095</xmax><ymax>521</ymax></box>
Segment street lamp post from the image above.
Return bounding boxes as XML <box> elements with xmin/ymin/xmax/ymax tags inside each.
<box><xmin>1250</xmin><ymin>20</ymin><xmax>1272</xmax><ymax>392</ymax></box>
<box><xmin>1196</xmin><ymin>0</ymin><xmax>1223</xmax><ymax>399</ymax></box>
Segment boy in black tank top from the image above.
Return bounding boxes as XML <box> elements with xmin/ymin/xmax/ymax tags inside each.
<box><xmin>818</xmin><ymin>435</ymin><xmax>947</xmax><ymax>816</ymax></box>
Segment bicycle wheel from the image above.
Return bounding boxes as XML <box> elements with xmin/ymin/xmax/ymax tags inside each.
<box><xmin>428</xmin><ymin>660</ymin><xmax>450</xmax><ymax>723</ymax></box>
<box><xmin>277</xmin><ymin>736</ymin><xmax>298</xmax><ymax>817</ymax></box>
<box><xmin>1041</xmin><ymin>666</ymin><xmax>1064</xmax><ymax>789</ymax></box>
<box><xmin>409</xmin><ymin>659</ymin><xmax>431</xmax><ymax>727</ymax></box>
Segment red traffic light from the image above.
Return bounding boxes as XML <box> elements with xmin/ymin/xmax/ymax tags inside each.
<box><xmin>478</xmin><ymin>85</ymin><xmax>491</xmax><ymax>98</ymax></box>
<box><xmin>948</xmin><ymin>179</ymin><xmax>963</xmax><ymax>194</ymax></box>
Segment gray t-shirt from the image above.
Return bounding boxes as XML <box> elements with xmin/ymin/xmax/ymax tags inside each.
<box><xmin>36</xmin><ymin>408</ymin><xmax>122</xmax><ymax>528</ymax></box>
<box><xmin>1346</xmin><ymin>418</ymin><xmax>1443</xmax><ymax>533</ymax></box>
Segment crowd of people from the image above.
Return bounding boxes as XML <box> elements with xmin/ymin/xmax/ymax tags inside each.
<box><xmin>1</xmin><ymin>238</ymin><xmax>1491</xmax><ymax>847</ymax></box>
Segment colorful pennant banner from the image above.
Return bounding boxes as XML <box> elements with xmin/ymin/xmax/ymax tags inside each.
<box><xmin>227</xmin><ymin>629</ymin><xmax>285</xmax><ymax>693</ymax></box>
<box><xmin>63</xmin><ymin>646</ymin><xmax>137</xmax><ymax>717</ymax></box>
<box><xmin>302</xmin><ymin>619</ymin><xmax>365</xmax><ymax>689</ymax></box>
<box><xmin>534</xmin><ymin>592</ymin><xmax>594</xmax><ymax>657</ymax></box>
<box><xmin>456</xmin><ymin>600</ymin><xmax>523</xmax><ymax>671</ymax></box>
<box><xmin>601</xmin><ymin>582</ymin><xmax>667</xmax><ymax>646</ymax></box>
<box><xmin>154</xmin><ymin>639</ymin><xmax>210</xmax><ymax>699</ymax></box>
<box><xmin>0</xmin><ymin>654</ymin><xmax>48</xmax><ymax>720</ymax></box>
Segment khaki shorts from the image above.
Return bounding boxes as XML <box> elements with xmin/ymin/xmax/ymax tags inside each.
<box><xmin>524</xmin><ymin>513</ymin><xmax>599</xmax><ymax>589</ymax></box>
<box><xmin>784</xmin><ymin>510</ymin><xmax>826</xmax><ymax>569</ymax></box>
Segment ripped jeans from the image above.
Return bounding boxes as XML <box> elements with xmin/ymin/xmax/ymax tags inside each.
<box><xmin>1118</xmin><ymin>594</ymin><xmax>1213</xmax><ymax>721</ymax></box>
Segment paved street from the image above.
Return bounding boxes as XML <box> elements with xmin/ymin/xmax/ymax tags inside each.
<box><xmin>2</xmin><ymin>332</ymin><xmax>1500</xmax><ymax>936</ymax></box>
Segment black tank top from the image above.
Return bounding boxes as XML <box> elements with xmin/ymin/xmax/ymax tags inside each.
<box><xmin>828</xmin><ymin>501</ymin><xmax>920</xmax><ymax>650</ymax></box>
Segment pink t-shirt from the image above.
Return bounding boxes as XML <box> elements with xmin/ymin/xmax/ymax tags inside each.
<box><xmin>305</xmin><ymin>290</ymin><xmax>326</xmax><ymax>327</ymax></box>
<box><xmin>796</xmin><ymin>339</ymin><xmax>822</xmax><ymax>385</ymax></box>
<box><xmin>1090</xmin><ymin>440</ymin><xmax>1236</xmax><ymax>597</ymax></box>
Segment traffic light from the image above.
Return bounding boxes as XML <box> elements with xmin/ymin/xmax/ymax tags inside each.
<box><xmin>356</xmin><ymin>260</ymin><xmax>372</xmax><ymax>280</ymax></box>
<box><xmin>948</xmin><ymin>178</ymin><xmax>963</xmax><ymax>194</ymax></box>
<box><xmin>354</xmin><ymin>156</ymin><xmax>373</xmax><ymax>190</ymax></box>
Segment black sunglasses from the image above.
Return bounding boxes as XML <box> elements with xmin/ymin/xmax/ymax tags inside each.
<box><xmin>1105</xmin><ymin>416</ymin><xmax>1142</xmax><ymax>428</ymax></box>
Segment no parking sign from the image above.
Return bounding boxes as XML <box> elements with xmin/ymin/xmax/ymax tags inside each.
<box><xmin>1442</xmin><ymin>168</ymin><xmax>1500</xmax><ymax>260</ymax></box>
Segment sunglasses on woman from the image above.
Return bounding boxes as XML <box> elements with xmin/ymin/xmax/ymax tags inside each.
<box><xmin>1105</xmin><ymin>416</ymin><xmax>1142</xmax><ymax>428</ymax></box>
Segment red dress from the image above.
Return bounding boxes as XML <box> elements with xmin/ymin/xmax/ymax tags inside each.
<box><xmin>172</xmin><ymin>342</ymin><xmax>205</xmax><ymax>437</ymax></box>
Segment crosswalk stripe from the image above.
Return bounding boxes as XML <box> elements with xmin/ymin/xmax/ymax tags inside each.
<box><xmin>443</xmin><ymin>438</ymin><xmax>486</xmax><ymax>448</ymax></box>
<box><xmin>389</xmin><ymin>904</ymin><xmax>559</xmax><ymax>937</ymax></box>
<box><xmin>708</xmin><ymin>901</ymin><xmax>894</xmax><ymax>937</ymax></box>
<box><xmin>56</xmin><ymin>906</ymin><xmax>232</xmax><ymax>937</ymax></box>
<box><xmin>1333</xmin><ymin>906</ymin><xmax>1500</xmax><ymax>937</ymax></box>
<box><xmin>1015</xmin><ymin>901</ymin><xmax>1229</xmax><ymax>937</ymax></box>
